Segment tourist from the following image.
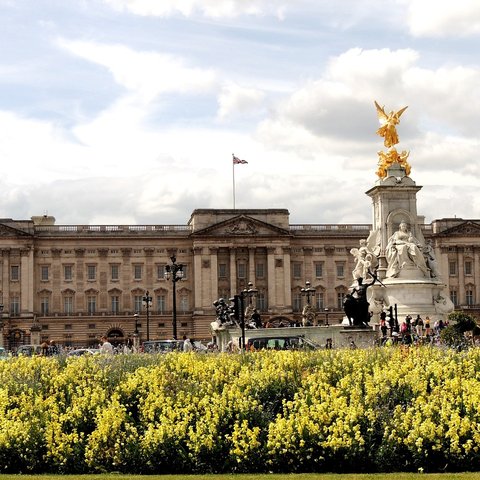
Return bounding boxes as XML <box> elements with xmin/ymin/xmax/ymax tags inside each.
<box><xmin>415</xmin><ymin>314</ymin><xmax>424</xmax><ymax>337</ymax></box>
<box><xmin>424</xmin><ymin>316</ymin><xmax>431</xmax><ymax>336</ymax></box>
<box><xmin>99</xmin><ymin>335</ymin><xmax>113</xmax><ymax>354</ymax></box>
<box><xmin>183</xmin><ymin>335</ymin><xmax>193</xmax><ymax>352</ymax></box>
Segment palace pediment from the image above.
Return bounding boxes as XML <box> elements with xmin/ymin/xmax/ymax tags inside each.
<box><xmin>439</xmin><ymin>221</ymin><xmax>480</xmax><ymax>236</ymax></box>
<box><xmin>190</xmin><ymin>214</ymin><xmax>290</xmax><ymax>237</ymax></box>
<box><xmin>0</xmin><ymin>223</ymin><xmax>33</xmax><ymax>237</ymax></box>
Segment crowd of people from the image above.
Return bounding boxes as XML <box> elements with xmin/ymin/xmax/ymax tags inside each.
<box><xmin>378</xmin><ymin>312</ymin><xmax>448</xmax><ymax>346</ymax></box>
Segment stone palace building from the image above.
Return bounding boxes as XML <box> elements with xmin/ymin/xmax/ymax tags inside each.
<box><xmin>0</xmin><ymin>208</ymin><xmax>479</xmax><ymax>349</ymax></box>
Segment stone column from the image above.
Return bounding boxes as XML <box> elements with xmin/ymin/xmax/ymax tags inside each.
<box><xmin>209</xmin><ymin>247</ymin><xmax>219</xmax><ymax>303</ymax></box>
<box><xmin>121</xmin><ymin>248</ymin><xmax>131</xmax><ymax>311</ymax></box>
<box><xmin>248</xmin><ymin>247</ymin><xmax>255</xmax><ymax>283</ymax></box>
<box><xmin>229</xmin><ymin>247</ymin><xmax>237</xmax><ymax>296</ymax></box>
<box><xmin>193</xmin><ymin>246</ymin><xmax>203</xmax><ymax>310</ymax></box>
<box><xmin>267</xmin><ymin>247</ymin><xmax>276</xmax><ymax>310</ymax></box>
<box><xmin>20</xmin><ymin>247</ymin><xmax>33</xmax><ymax>314</ymax></box>
<box><xmin>474</xmin><ymin>246</ymin><xmax>480</xmax><ymax>305</ymax></box>
<box><xmin>283</xmin><ymin>246</ymin><xmax>292</xmax><ymax>311</ymax></box>
<box><xmin>75</xmin><ymin>248</ymin><xmax>86</xmax><ymax>313</ymax></box>
<box><xmin>1</xmin><ymin>249</ymin><xmax>10</xmax><ymax>309</ymax></box>
<box><xmin>458</xmin><ymin>248</ymin><xmax>465</xmax><ymax>305</ymax></box>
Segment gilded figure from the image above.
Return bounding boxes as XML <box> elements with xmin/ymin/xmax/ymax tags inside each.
<box><xmin>374</xmin><ymin>101</ymin><xmax>408</xmax><ymax>148</ymax></box>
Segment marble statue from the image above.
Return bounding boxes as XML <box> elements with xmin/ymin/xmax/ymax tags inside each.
<box><xmin>386</xmin><ymin>221</ymin><xmax>429</xmax><ymax>278</ymax></box>
<box><xmin>423</xmin><ymin>239</ymin><xmax>440</xmax><ymax>278</ymax></box>
<box><xmin>350</xmin><ymin>230</ymin><xmax>380</xmax><ymax>280</ymax></box>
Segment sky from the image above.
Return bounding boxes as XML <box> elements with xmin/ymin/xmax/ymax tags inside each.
<box><xmin>0</xmin><ymin>0</ymin><xmax>479</xmax><ymax>226</ymax></box>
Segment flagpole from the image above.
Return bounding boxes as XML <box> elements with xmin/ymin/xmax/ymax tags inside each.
<box><xmin>232</xmin><ymin>154</ymin><xmax>236</xmax><ymax>209</ymax></box>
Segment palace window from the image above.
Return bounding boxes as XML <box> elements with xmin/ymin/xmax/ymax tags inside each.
<box><xmin>316</xmin><ymin>291</ymin><xmax>324</xmax><ymax>310</ymax></box>
<box><xmin>449</xmin><ymin>261</ymin><xmax>457</xmax><ymax>276</ymax></box>
<box><xmin>10</xmin><ymin>265</ymin><xmax>20</xmax><ymax>281</ymax></box>
<box><xmin>64</xmin><ymin>296</ymin><xmax>73</xmax><ymax>315</ymax></box>
<box><xmin>40</xmin><ymin>296</ymin><xmax>49</xmax><ymax>316</ymax></box>
<box><xmin>64</xmin><ymin>265</ymin><xmax>73</xmax><ymax>281</ymax></box>
<box><xmin>87</xmin><ymin>265</ymin><xmax>96</xmax><ymax>281</ymax></box>
<box><xmin>256</xmin><ymin>291</ymin><xmax>268</xmax><ymax>311</ymax></box>
<box><xmin>157</xmin><ymin>264</ymin><xmax>166</xmax><ymax>280</ymax></box>
<box><xmin>180</xmin><ymin>294</ymin><xmax>190</xmax><ymax>313</ymax></box>
<box><xmin>111</xmin><ymin>296</ymin><xmax>120</xmax><ymax>314</ymax></box>
<box><xmin>237</xmin><ymin>263</ymin><xmax>246</xmax><ymax>279</ymax></box>
<box><xmin>41</xmin><ymin>266</ymin><xmax>49</xmax><ymax>281</ymax></box>
<box><xmin>133</xmin><ymin>264</ymin><xmax>143</xmax><ymax>280</ymax></box>
<box><xmin>110</xmin><ymin>264</ymin><xmax>119</xmax><ymax>281</ymax></box>
<box><xmin>450</xmin><ymin>290</ymin><xmax>458</xmax><ymax>306</ymax></box>
<box><xmin>466</xmin><ymin>290</ymin><xmax>474</xmax><ymax>306</ymax></box>
<box><xmin>256</xmin><ymin>262</ymin><xmax>265</xmax><ymax>279</ymax></box>
<box><xmin>156</xmin><ymin>294</ymin><xmax>166</xmax><ymax>314</ymax></box>
<box><xmin>293</xmin><ymin>292</ymin><xmax>302</xmax><ymax>312</ymax></box>
<box><xmin>315</xmin><ymin>262</ymin><xmax>324</xmax><ymax>278</ymax></box>
<box><xmin>134</xmin><ymin>295</ymin><xmax>143</xmax><ymax>313</ymax></box>
<box><xmin>465</xmin><ymin>260</ymin><xmax>473</xmax><ymax>276</ymax></box>
<box><xmin>336</xmin><ymin>263</ymin><xmax>345</xmax><ymax>278</ymax></box>
<box><xmin>87</xmin><ymin>296</ymin><xmax>96</xmax><ymax>314</ymax></box>
<box><xmin>293</xmin><ymin>262</ymin><xmax>302</xmax><ymax>279</ymax></box>
<box><xmin>337</xmin><ymin>292</ymin><xmax>346</xmax><ymax>309</ymax></box>
<box><xmin>218</xmin><ymin>263</ymin><xmax>227</xmax><ymax>279</ymax></box>
<box><xmin>10</xmin><ymin>296</ymin><xmax>20</xmax><ymax>316</ymax></box>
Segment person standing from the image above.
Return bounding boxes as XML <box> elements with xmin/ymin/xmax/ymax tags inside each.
<box><xmin>99</xmin><ymin>335</ymin><xmax>113</xmax><ymax>354</ymax></box>
<box><xmin>251</xmin><ymin>309</ymin><xmax>262</xmax><ymax>328</ymax></box>
<box><xmin>415</xmin><ymin>314</ymin><xmax>424</xmax><ymax>337</ymax></box>
<box><xmin>182</xmin><ymin>335</ymin><xmax>193</xmax><ymax>352</ymax></box>
<box><xmin>424</xmin><ymin>316</ymin><xmax>431</xmax><ymax>337</ymax></box>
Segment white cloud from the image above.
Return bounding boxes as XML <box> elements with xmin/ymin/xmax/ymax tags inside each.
<box><xmin>102</xmin><ymin>0</ymin><xmax>289</xmax><ymax>19</ymax></box>
<box><xmin>217</xmin><ymin>84</ymin><xmax>265</xmax><ymax>120</ymax></box>
<box><xmin>58</xmin><ymin>39</ymin><xmax>217</xmax><ymax>101</ymax></box>
<box><xmin>404</xmin><ymin>0</ymin><xmax>480</xmax><ymax>36</ymax></box>
<box><xmin>255</xmin><ymin>46</ymin><xmax>480</xmax><ymax>190</ymax></box>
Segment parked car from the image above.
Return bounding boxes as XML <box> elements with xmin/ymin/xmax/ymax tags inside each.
<box><xmin>67</xmin><ymin>348</ymin><xmax>100</xmax><ymax>357</ymax></box>
<box><xmin>142</xmin><ymin>340</ymin><xmax>208</xmax><ymax>353</ymax></box>
<box><xmin>0</xmin><ymin>347</ymin><xmax>8</xmax><ymax>359</ymax></box>
<box><xmin>143</xmin><ymin>340</ymin><xmax>184</xmax><ymax>353</ymax></box>
<box><xmin>246</xmin><ymin>336</ymin><xmax>320</xmax><ymax>351</ymax></box>
<box><xmin>16</xmin><ymin>345</ymin><xmax>42</xmax><ymax>356</ymax></box>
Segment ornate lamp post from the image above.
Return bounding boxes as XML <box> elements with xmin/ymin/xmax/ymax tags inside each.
<box><xmin>301</xmin><ymin>281</ymin><xmax>316</xmax><ymax>326</ymax></box>
<box><xmin>324</xmin><ymin>307</ymin><xmax>330</xmax><ymax>327</ymax></box>
<box><xmin>164</xmin><ymin>256</ymin><xmax>184</xmax><ymax>340</ymax></box>
<box><xmin>142</xmin><ymin>291</ymin><xmax>152</xmax><ymax>341</ymax></box>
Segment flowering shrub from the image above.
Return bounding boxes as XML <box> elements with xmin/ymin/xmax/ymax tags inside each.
<box><xmin>0</xmin><ymin>347</ymin><xmax>479</xmax><ymax>473</ymax></box>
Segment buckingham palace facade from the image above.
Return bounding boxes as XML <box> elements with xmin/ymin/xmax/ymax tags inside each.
<box><xmin>0</xmin><ymin>208</ymin><xmax>479</xmax><ymax>349</ymax></box>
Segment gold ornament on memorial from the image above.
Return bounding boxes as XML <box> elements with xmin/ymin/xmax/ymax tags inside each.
<box><xmin>374</xmin><ymin>100</ymin><xmax>411</xmax><ymax>178</ymax></box>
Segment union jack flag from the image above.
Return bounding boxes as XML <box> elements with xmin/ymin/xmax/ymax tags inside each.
<box><xmin>232</xmin><ymin>154</ymin><xmax>248</xmax><ymax>164</ymax></box>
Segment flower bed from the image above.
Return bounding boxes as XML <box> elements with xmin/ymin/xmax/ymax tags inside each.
<box><xmin>0</xmin><ymin>347</ymin><xmax>479</xmax><ymax>474</ymax></box>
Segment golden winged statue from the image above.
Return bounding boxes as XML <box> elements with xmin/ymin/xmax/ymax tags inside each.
<box><xmin>374</xmin><ymin>101</ymin><xmax>408</xmax><ymax>148</ymax></box>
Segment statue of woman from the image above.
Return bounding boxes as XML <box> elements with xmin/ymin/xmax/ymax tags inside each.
<box><xmin>386</xmin><ymin>221</ymin><xmax>429</xmax><ymax>278</ymax></box>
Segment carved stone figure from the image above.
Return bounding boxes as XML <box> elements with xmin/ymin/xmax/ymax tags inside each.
<box><xmin>302</xmin><ymin>304</ymin><xmax>316</xmax><ymax>326</ymax></box>
<box><xmin>350</xmin><ymin>230</ymin><xmax>380</xmax><ymax>280</ymax></box>
<box><xmin>433</xmin><ymin>293</ymin><xmax>454</xmax><ymax>314</ymax></box>
<box><xmin>423</xmin><ymin>239</ymin><xmax>439</xmax><ymax>278</ymax></box>
<box><xmin>385</xmin><ymin>221</ymin><xmax>429</xmax><ymax>278</ymax></box>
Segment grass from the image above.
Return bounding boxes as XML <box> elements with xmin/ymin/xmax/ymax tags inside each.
<box><xmin>0</xmin><ymin>474</ymin><xmax>478</xmax><ymax>480</ymax></box>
